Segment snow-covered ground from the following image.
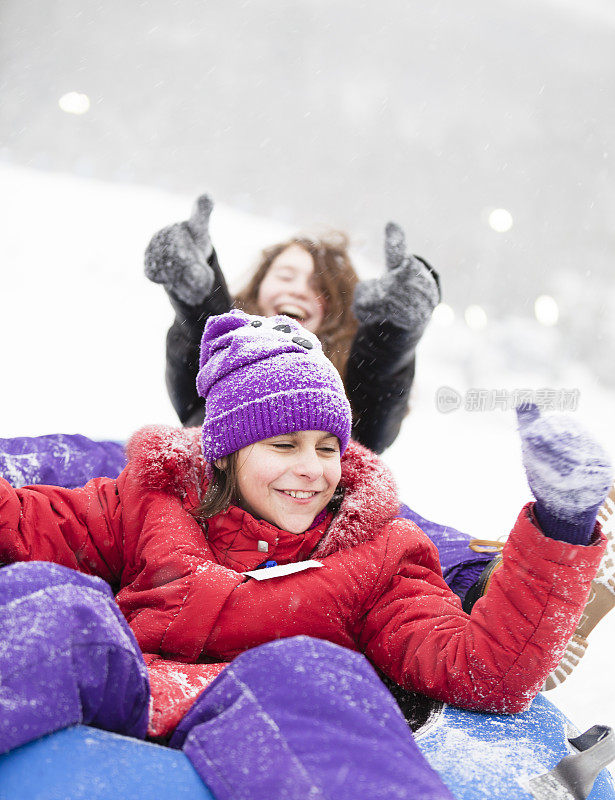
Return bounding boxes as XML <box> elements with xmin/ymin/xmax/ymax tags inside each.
<box><xmin>1</xmin><ymin>161</ymin><xmax>614</xmax><ymax>750</ymax></box>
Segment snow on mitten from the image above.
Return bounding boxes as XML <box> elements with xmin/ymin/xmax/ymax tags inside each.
<box><xmin>144</xmin><ymin>193</ymin><xmax>215</xmax><ymax>305</ymax></box>
<box><xmin>517</xmin><ymin>404</ymin><xmax>613</xmax><ymax>544</ymax></box>
<box><xmin>352</xmin><ymin>222</ymin><xmax>441</xmax><ymax>333</ymax></box>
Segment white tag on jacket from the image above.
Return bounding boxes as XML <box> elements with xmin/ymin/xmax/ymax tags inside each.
<box><xmin>243</xmin><ymin>560</ymin><xmax>323</xmax><ymax>581</ymax></box>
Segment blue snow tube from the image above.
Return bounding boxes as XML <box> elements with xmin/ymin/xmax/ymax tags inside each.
<box><xmin>414</xmin><ymin>693</ymin><xmax>615</xmax><ymax>800</ymax></box>
<box><xmin>0</xmin><ymin>726</ymin><xmax>215</xmax><ymax>800</ymax></box>
<box><xmin>1</xmin><ymin>694</ymin><xmax>613</xmax><ymax>800</ymax></box>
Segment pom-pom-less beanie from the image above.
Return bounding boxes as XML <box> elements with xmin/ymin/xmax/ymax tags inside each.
<box><xmin>196</xmin><ymin>310</ymin><xmax>352</xmax><ymax>462</ymax></box>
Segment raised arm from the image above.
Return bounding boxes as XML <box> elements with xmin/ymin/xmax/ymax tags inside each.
<box><xmin>144</xmin><ymin>194</ymin><xmax>233</xmax><ymax>427</ymax></box>
<box><xmin>361</xmin><ymin>406</ymin><xmax>612</xmax><ymax>711</ymax></box>
<box><xmin>359</xmin><ymin>511</ymin><xmax>604</xmax><ymax>713</ymax></box>
<box><xmin>347</xmin><ymin>222</ymin><xmax>440</xmax><ymax>453</ymax></box>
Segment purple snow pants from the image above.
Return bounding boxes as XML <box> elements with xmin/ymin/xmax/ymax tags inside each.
<box><xmin>0</xmin><ymin>562</ymin><xmax>150</xmax><ymax>752</ymax></box>
<box><xmin>0</xmin><ymin>562</ymin><xmax>454</xmax><ymax>800</ymax></box>
<box><xmin>169</xmin><ymin>636</ymin><xmax>454</xmax><ymax>800</ymax></box>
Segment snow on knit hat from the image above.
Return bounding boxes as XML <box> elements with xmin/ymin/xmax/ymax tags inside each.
<box><xmin>196</xmin><ymin>309</ymin><xmax>352</xmax><ymax>462</ymax></box>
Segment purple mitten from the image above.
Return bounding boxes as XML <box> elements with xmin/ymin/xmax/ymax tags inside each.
<box><xmin>517</xmin><ymin>404</ymin><xmax>613</xmax><ymax>544</ymax></box>
<box><xmin>144</xmin><ymin>193</ymin><xmax>215</xmax><ymax>305</ymax></box>
<box><xmin>352</xmin><ymin>222</ymin><xmax>441</xmax><ymax>333</ymax></box>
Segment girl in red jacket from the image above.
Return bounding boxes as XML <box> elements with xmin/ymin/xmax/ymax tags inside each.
<box><xmin>0</xmin><ymin>309</ymin><xmax>611</xmax><ymax>800</ymax></box>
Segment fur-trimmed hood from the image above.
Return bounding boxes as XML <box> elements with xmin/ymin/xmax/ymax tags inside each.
<box><xmin>125</xmin><ymin>425</ymin><xmax>400</xmax><ymax>557</ymax></box>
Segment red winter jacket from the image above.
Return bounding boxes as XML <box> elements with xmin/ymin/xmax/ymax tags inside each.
<box><xmin>0</xmin><ymin>426</ymin><xmax>605</xmax><ymax>737</ymax></box>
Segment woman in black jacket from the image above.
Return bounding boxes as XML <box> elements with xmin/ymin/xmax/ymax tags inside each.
<box><xmin>144</xmin><ymin>194</ymin><xmax>440</xmax><ymax>454</ymax></box>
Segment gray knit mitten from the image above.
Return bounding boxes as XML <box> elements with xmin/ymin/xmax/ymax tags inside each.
<box><xmin>517</xmin><ymin>404</ymin><xmax>613</xmax><ymax>544</ymax></box>
<box><xmin>352</xmin><ymin>222</ymin><xmax>441</xmax><ymax>332</ymax></box>
<box><xmin>144</xmin><ymin>194</ymin><xmax>215</xmax><ymax>306</ymax></box>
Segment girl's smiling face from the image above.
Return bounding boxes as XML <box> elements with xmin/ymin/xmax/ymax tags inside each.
<box><xmin>256</xmin><ymin>245</ymin><xmax>326</xmax><ymax>333</ymax></box>
<box><xmin>230</xmin><ymin>430</ymin><xmax>341</xmax><ymax>533</ymax></box>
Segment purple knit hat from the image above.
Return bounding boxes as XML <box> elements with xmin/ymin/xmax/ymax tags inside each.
<box><xmin>196</xmin><ymin>309</ymin><xmax>352</xmax><ymax>462</ymax></box>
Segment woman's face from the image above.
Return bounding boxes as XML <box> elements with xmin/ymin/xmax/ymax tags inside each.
<box><xmin>256</xmin><ymin>245</ymin><xmax>326</xmax><ymax>333</ymax></box>
<box><xmin>231</xmin><ymin>430</ymin><xmax>341</xmax><ymax>534</ymax></box>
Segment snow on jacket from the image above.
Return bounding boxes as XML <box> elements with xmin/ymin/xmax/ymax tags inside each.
<box><xmin>0</xmin><ymin>426</ymin><xmax>606</xmax><ymax>738</ymax></box>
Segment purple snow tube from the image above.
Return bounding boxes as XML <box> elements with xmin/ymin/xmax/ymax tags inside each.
<box><xmin>398</xmin><ymin>504</ymin><xmax>494</xmax><ymax>599</ymax></box>
<box><xmin>0</xmin><ymin>433</ymin><xmax>126</xmax><ymax>488</ymax></box>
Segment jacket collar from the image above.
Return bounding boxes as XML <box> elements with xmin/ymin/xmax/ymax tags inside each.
<box><xmin>205</xmin><ymin>503</ymin><xmax>331</xmax><ymax>572</ymax></box>
<box><xmin>126</xmin><ymin>426</ymin><xmax>400</xmax><ymax>557</ymax></box>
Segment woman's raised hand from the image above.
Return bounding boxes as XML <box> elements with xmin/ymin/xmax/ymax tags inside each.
<box><xmin>352</xmin><ymin>222</ymin><xmax>441</xmax><ymax>333</ymax></box>
<box><xmin>144</xmin><ymin>193</ymin><xmax>215</xmax><ymax>306</ymax></box>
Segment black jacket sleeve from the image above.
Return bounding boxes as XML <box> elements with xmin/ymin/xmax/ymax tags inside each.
<box><xmin>345</xmin><ymin>319</ymin><xmax>416</xmax><ymax>454</ymax></box>
<box><xmin>165</xmin><ymin>248</ymin><xmax>232</xmax><ymax>427</ymax></box>
<box><xmin>346</xmin><ymin>256</ymin><xmax>439</xmax><ymax>454</ymax></box>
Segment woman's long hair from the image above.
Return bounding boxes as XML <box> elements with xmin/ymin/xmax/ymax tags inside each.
<box><xmin>234</xmin><ymin>232</ymin><xmax>359</xmax><ymax>378</ymax></box>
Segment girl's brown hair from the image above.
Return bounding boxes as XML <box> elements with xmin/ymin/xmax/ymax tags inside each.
<box><xmin>192</xmin><ymin>452</ymin><xmax>241</xmax><ymax>521</ymax></box>
<box><xmin>234</xmin><ymin>232</ymin><xmax>359</xmax><ymax>377</ymax></box>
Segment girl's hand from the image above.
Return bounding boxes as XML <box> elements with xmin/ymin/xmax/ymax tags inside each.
<box><xmin>517</xmin><ymin>403</ymin><xmax>613</xmax><ymax>526</ymax></box>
